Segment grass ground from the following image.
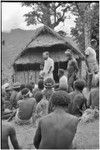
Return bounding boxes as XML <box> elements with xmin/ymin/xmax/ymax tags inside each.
<box><xmin>8</xmin><ymin>119</ymin><xmax>99</xmax><ymax>149</ymax></box>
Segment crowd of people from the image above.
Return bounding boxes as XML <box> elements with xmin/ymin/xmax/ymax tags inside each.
<box><xmin>2</xmin><ymin>39</ymin><xmax>99</xmax><ymax>149</ymax></box>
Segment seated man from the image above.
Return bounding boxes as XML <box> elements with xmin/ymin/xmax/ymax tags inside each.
<box><xmin>15</xmin><ymin>88</ymin><xmax>36</xmax><ymax>125</ymax></box>
<box><xmin>68</xmin><ymin>79</ymin><xmax>87</xmax><ymax>116</ymax></box>
<box><xmin>2</xmin><ymin>101</ymin><xmax>20</xmax><ymax>149</ymax></box>
<box><xmin>88</xmin><ymin>77</ymin><xmax>99</xmax><ymax>109</ymax></box>
<box><xmin>34</xmin><ymin>90</ymin><xmax>79</xmax><ymax>149</ymax></box>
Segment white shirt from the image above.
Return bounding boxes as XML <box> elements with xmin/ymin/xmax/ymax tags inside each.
<box><xmin>59</xmin><ymin>75</ymin><xmax>68</xmax><ymax>90</ymax></box>
<box><xmin>85</xmin><ymin>47</ymin><xmax>97</xmax><ymax>63</ymax></box>
<box><xmin>43</xmin><ymin>57</ymin><xmax>54</xmax><ymax>80</ymax></box>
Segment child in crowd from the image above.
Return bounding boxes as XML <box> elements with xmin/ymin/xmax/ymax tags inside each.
<box><xmin>35</xmin><ymin>92</ymin><xmax>49</xmax><ymax>119</ymax></box>
<box><xmin>58</xmin><ymin>69</ymin><xmax>68</xmax><ymax>91</ymax></box>
<box><xmin>34</xmin><ymin>90</ymin><xmax>79</xmax><ymax>149</ymax></box>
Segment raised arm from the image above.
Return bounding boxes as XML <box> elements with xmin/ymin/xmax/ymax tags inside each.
<box><xmin>9</xmin><ymin>126</ymin><xmax>21</xmax><ymax>149</ymax></box>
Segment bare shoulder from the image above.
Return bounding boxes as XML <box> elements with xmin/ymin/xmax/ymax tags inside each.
<box><xmin>2</xmin><ymin>121</ymin><xmax>15</xmax><ymax>133</ymax></box>
<box><xmin>66</xmin><ymin>113</ymin><xmax>79</xmax><ymax>125</ymax></box>
<box><xmin>39</xmin><ymin>112</ymin><xmax>54</xmax><ymax>123</ymax></box>
<box><xmin>30</xmin><ymin>97</ymin><xmax>36</xmax><ymax>101</ymax></box>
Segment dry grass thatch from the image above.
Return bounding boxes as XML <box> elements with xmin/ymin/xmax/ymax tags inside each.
<box><xmin>15</xmin><ymin>47</ymin><xmax>79</xmax><ymax>65</ymax></box>
<box><xmin>14</xmin><ymin>25</ymin><xmax>84</xmax><ymax>66</ymax></box>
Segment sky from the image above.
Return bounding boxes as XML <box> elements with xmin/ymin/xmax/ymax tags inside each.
<box><xmin>2</xmin><ymin>2</ymin><xmax>76</xmax><ymax>35</ymax></box>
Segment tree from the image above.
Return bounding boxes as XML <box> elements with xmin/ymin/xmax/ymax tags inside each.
<box><xmin>91</xmin><ymin>3</ymin><xmax>99</xmax><ymax>62</ymax></box>
<box><xmin>22</xmin><ymin>2</ymin><xmax>70</xmax><ymax>29</ymax></box>
<box><xmin>70</xmin><ymin>2</ymin><xmax>99</xmax><ymax>53</ymax></box>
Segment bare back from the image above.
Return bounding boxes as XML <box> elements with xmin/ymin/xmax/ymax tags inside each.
<box><xmin>2</xmin><ymin>121</ymin><xmax>20</xmax><ymax>149</ymax></box>
<box><xmin>34</xmin><ymin>109</ymin><xmax>79</xmax><ymax>149</ymax></box>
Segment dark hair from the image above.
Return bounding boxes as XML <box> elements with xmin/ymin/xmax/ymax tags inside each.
<box><xmin>26</xmin><ymin>84</ymin><xmax>33</xmax><ymax>92</ymax></box>
<box><xmin>38</xmin><ymin>80</ymin><xmax>44</xmax><ymax>90</ymax></box>
<box><xmin>21</xmin><ymin>88</ymin><xmax>29</xmax><ymax>96</ymax></box>
<box><xmin>20</xmin><ymin>84</ymin><xmax>26</xmax><ymax>91</ymax></box>
<box><xmin>50</xmin><ymin>90</ymin><xmax>70</xmax><ymax>107</ymax></box>
<box><xmin>34</xmin><ymin>91</ymin><xmax>43</xmax><ymax>103</ymax></box>
<box><xmin>91</xmin><ymin>39</ymin><xmax>97</xmax><ymax>46</ymax></box>
<box><xmin>58</xmin><ymin>69</ymin><xmax>64</xmax><ymax>75</ymax></box>
<box><xmin>43</xmin><ymin>51</ymin><xmax>49</xmax><ymax>56</ymax></box>
<box><xmin>74</xmin><ymin>79</ymin><xmax>85</xmax><ymax>91</ymax></box>
<box><xmin>30</xmin><ymin>82</ymin><xmax>35</xmax><ymax>88</ymax></box>
<box><xmin>44</xmin><ymin>78</ymin><xmax>55</xmax><ymax>88</ymax></box>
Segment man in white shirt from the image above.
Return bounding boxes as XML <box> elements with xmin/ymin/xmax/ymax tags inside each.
<box><xmin>85</xmin><ymin>39</ymin><xmax>98</xmax><ymax>74</ymax></box>
<box><xmin>40</xmin><ymin>51</ymin><xmax>54</xmax><ymax>81</ymax></box>
<box><xmin>58</xmin><ymin>69</ymin><xmax>68</xmax><ymax>91</ymax></box>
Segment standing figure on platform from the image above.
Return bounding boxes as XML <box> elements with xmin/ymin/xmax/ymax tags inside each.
<box><xmin>65</xmin><ymin>50</ymin><xmax>79</xmax><ymax>92</ymax></box>
<box><xmin>40</xmin><ymin>51</ymin><xmax>54</xmax><ymax>81</ymax></box>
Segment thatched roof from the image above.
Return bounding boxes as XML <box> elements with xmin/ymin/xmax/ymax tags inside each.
<box><xmin>14</xmin><ymin>25</ymin><xmax>84</xmax><ymax>66</ymax></box>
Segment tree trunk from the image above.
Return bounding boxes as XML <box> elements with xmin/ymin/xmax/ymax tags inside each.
<box><xmin>84</xmin><ymin>4</ymin><xmax>92</xmax><ymax>90</ymax></box>
<box><xmin>84</xmin><ymin>4</ymin><xmax>91</xmax><ymax>49</ymax></box>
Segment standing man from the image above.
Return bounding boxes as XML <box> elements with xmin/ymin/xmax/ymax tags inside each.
<box><xmin>40</xmin><ymin>51</ymin><xmax>54</xmax><ymax>81</ymax></box>
<box><xmin>65</xmin><ymin>50</ymin><xmax>79</xmax><ymax>92</ymax></box>
<box><xmin>85</xmin><ymin>39</ymin><xmax>98</xmax><ymax>74</ymax></box>
<box><xmin>85</xmin><ymin>39</ymin><xmax>99</xmax><ymax>90</ymax></box>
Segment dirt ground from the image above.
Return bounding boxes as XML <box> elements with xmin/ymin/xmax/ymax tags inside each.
<box><xmin>8</xmin><ymin>118</ymin><xmax>99</xmax><ymax>149</ymax></box>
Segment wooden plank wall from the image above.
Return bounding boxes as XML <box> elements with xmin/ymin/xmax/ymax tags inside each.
<box><xmin>15</xmin><ymin>70</ymin><xmax>40</xmax><ymax>84</ymax></box>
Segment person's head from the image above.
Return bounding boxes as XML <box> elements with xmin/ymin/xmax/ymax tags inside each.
<box><xmin>65</xmin><ymin>49</ymin><xmax>72</xmax><ymax>61</ymax></box>
<box><xmin>21</xmin><ymin>88</ymin><xmax>30</xmax><ymax>98</ymax></box>
<box><xmin>43</xmin><ymin>51</ymin><xmax>49</xmax><ymax>60</ymax></box>
<box><xmin>58</xmin><ymin>69</ymin><xmax>64</xmax><ymax>78</ymax></box>
<box><xmin>50</xmin><ymin>90</ymin><xmax>70</xmax><ymax>111</ymax></box>
<box><xmin>44</xmin><ymin>78</ymin><xmax>55</xmax><ymax>89</ymax></box>
<box><xmin>38</xmin><ymin>80</ymin><xmax>44</xmax><ymax>90</ymax></box>
<box><xmin>26</xmin><ymin>84</ymin><xmax>33</xmax><ymax>92</ymax></box>
<box><xmin>34</xmin><ymin>91</ymin><xmax>43</xmax><ymax>103</ymax></box>
<box><xmin>91</xmin><ymin>39</ymin><xmax>97</xmax><ymax>49</ymax></box>
<box><xmin>20</xmin><ymin>84</ymin><xmax>26</xmax><ymax>91</ymax></box>
<box><xmin>74</xmin><ymin>79</ymin><xmax>85</xmax><ymax>92</ymax></box>
<box><xmin>30</xmin><ymin>82</ymin><xmax>35</xmax><ymax>89</ymax></box>
<box><xmin>13</xmin><ymin>82</ymin><xmax>21</xmax><ymax>92</ymax></box>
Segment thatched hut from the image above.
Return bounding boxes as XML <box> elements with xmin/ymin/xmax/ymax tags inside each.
<box><xmin>13</xmin><ymin>25</ymin><xmax>84</xmax><ymax>84</ymax></box>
